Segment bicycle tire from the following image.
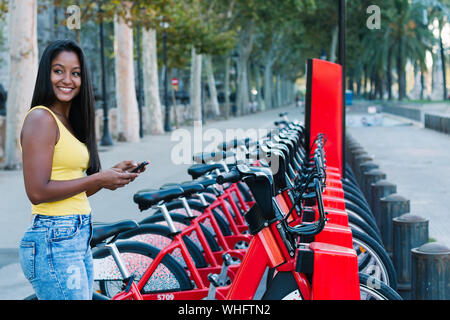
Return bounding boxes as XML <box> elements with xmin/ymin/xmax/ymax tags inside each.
<box><xmin>93</xmin><ymin>241</ymin><xmax>192</xmax><ymax>298</ymax></box>
<box><xmin>348</xmin><ymin>215</ymin><xmax>383</xmax><ymax>245</ymax></box>
<box><xmin>117</xmin><ymin>223</ymin><xmax>207</xmax><ymax>268</ymax></box>
<box><xmin>345</xmin><ymin>201</ymin><xmax>379</xmax><ymax>233</ymax></box>
<box><xmin>359</xmin><ymin>273</ymin><xmax>402</xmax><ymax>300</ymax></box>
<box><xmin>344</xmin><ymin>191</ymin><xmax>373</xmax><ymax>216</ymax></box>
<box><xmin>351</xmin><ymin>228</ymin><xmax>397</xmax><ymax>290</ymax></box>
<box><xmin>342</xmin><ymin>181</ymin><xmax>368</xmax><ymax>205</ymax></box>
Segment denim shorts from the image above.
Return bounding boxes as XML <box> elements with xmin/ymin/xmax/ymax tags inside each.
<box><xmin>19</xmin><ymin>214</ymin><xmax>93</xmax><ymax>300</ymax></box>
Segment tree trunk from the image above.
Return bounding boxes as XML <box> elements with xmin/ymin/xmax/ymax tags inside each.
<box><xmin>169</xmin><ymin>69</ymin><xmax>179</xmax><ymax>129</ymax></box>
<box><xmin>363</xmin><ymin>65</ymin><xmax>368</xmax><ymax>98</ymax></box>
<box><xmin>236</xmin><ymin>21</ymin><xmax>254</xmax><ymax>115</ymax></box>
<box><xmin>396</xmin><ymin>48</ymin><xmax>402</xmax><ymax>100</ymax></box>
<box><xmin>263</xmin><ymin>61</ymin><xmax>273</xmax><ymax>109</ymax></box>
<box><xmin>114</xmin><ymin>11</ymin><xmax>140</xmax><ymax>142</ymax></box>
<box><xmin>190</xmin><ymin>46</ymin><xmax>202</xmax><ymax>123</ymax></box>
<box><xmin>420</xmin><ymin>66</ymin><xmax>425</xmax><ymax>100</ymax></box>
<box><xmin>224</xmin><ymin>56</ymin><xmax>231</xmax><ymax>119</ymax></box>
<box><xmin>236</xmin><ymin>55</ymin><xmax>249</xmax><ymax>115</ymax></box>
<box><xmin>4</xmin><ymin>0</ymin><xmax>38</xmax><ymax>170</ymax></box>
<box><xmin>439</xmin><ymin>28</ymin><xmax>447</xmax><ymax>100</ymax></box>
<box><xmin>254</xmin><ymin>64</ymin><xmax>263</xmax><ymax>111</ymax></box>
<box><xmin>204</xmin><ymin>55</ymin><xmax>220</xmax><ymax>117</ymax></box>
<box><xmin>329</xmin><ymin>25</ymin><xmax>339</xmax><ymax>63</ymax></box>
<box><xmin>397</xmin><ymin>37</ymin><xmax>406</xmax><ymax>101</ymax></box>
<box><xmin>387</xmin><ymin>45</ymin><xmax>393</xmax><ymax>100</ymax></box>
<box><xmin>142</xmin><ymin>27</ymin><xmax>164</xmax><ymax>135</ymax></box>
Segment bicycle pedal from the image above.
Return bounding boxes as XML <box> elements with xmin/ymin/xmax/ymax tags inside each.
<box><xmin>222</xmin><ymin>253</ymin><xmax>232</xmax><ymax>266</ymax></box>
<box><xmin>208</xmin><ymin>273</ymin><xmax>220</xmax><ymax>287</ymax></box>
<box><xmin>205</xmin><ymin>273</ymin><xmax>220</xmax><ymax>300</ymax></box>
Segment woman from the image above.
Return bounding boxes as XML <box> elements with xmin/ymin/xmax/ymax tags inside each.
<box><xmin>18</xmin><ymin>40</ymin><xmax>147</xmax><ymax>300</ymax></box>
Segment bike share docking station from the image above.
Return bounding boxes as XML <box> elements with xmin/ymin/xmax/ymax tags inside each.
<box><xmin>290</xmin><ymin>58</ymin><xmax>361</xmax><ymax>299</ymax></box>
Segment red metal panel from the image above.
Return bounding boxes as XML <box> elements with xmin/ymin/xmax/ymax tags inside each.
<box><xmin>312</xmin><ymin>206</ymin><xmax>349</xmax><ymax>227</ymax></box>
<box><xmin>309</xmin><ymin>242</ymin><xmax>360</xmax><ymax>300</ymax></box>
<box><xmin>306</xmin><ymin>58</ymin><xmax>344</xmax><ymax>175</ymax></box>
<box><xmin>314</xmin><ymin>223</ymin><xmax>353</xmax><ymax>249</ymax></box>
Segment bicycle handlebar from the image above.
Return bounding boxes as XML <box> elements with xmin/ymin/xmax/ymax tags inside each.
<box><xmin>284</xmin><ymin>177</ymin><xmax>327</xmax><ymax>237</ymax></box>
<box><xmin>216</xmin><ymin>169</ymin><xmax>241</xmax><ymax>184</ymax></box>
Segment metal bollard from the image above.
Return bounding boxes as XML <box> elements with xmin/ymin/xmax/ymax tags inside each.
<box><xmin>380</xmin><ymin>194</ymin><xmax>410</xmax><ymax>256</ymax></box>
<box><xmin>350</xmin><ymin>150</ymin><xmax>368</xmax><ymax>174</ymax></box>
<box><xmin>411</xmin><ymin>242</ymin><xmax>449</xmax><ymax>300</ymax></box>
<box><xmin>362</xmin><ymin>169</ymin><xmax>386</xmax><ymax>205</ymax></box>
<box><xmin>347</xmin><ymin>145</ymin><xmax>363</xmax><ymax>168</ymax></box>
<box><xmin>352</xmin><ymin>151</ymin><xmax>369</xmax><ymax>169</ymax></box>
<box><xmin>357</xmin><ymin>161</ymin><xmax>379</xmax><ymax>189</ymax></box>
<box><xmin>370</xmin><ymin>180</ymin><xmax>397</xmax><ymax>228</ymax></box>
<box><xmin>392</xmin><ymin>214</ymin><xmax>429</xmax><ymax>299</ymax></box>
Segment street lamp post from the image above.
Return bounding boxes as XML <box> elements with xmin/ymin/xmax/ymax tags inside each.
<box><xmin>162</xmin><ymin>21</ymin><xmax>171</xmax><ymax>132</ymax></box>
<box><xmin>338</xmin><ymin>0</ymin><xmax>346</xmax><ymax>177</ymax></box>
<box><xmin>136</xmin><ymin>26</ymin><xmax>144</xmax><ymax>138</ymax></box>
<box><xmin>99</xmin><ymin>5</ymin><xmax>113</xmax><ymax>146</ymax></box>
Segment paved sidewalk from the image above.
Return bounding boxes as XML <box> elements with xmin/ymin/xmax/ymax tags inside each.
<box><xmin>347</xmin><ymin>111</ymin><xmax>450</xmax><ymax>247</ymax></box>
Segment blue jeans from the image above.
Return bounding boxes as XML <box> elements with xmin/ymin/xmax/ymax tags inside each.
<box><xmin>19</xmin><ymin>214</ymin><xmax>94</xmax><ymax>300</ymax></box>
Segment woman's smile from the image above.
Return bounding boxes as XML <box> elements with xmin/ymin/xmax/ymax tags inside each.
<box><xmin>51</xmin><ymin>51</ymin><xmax>82</xmax><ymax>104</ymax></box>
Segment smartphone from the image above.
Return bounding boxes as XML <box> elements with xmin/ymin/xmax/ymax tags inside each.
<box><xmin>131</xmin><ymin>161</ymin><xmax>149</xmax><ymax>173</ymax></box>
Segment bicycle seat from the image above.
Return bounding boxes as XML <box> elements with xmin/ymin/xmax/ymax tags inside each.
<box><xmin>234</xmin><ymin>165</ymin><xmax>276</xmax><ymax>221</ymax></box>
<box><xmin>194</xmin><ymin>178</ymin><xmax>217</xmax><ymax>188</ymax></box>
<box><xmin>187</xmin><ymin>163</ymin><xmax>224</xmax><ymax>179</ymax></box>
<box><xmin>161</xmin><ymin>182</ymin><xmax>205</xmax><ymax>197</ymax></box>
<box><xmin>133</xmin><ymin>187</ymin><xmax>184</xmax><ymax>211</ymax></box>
<box><xmin>91</xmin><ymin>220</ymin><xmax>139</xmax><ymax>247</ymax></box>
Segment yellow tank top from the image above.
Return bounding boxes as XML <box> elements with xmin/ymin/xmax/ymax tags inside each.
<box><xmin>21</xmin><ymin>106</ymin><xmax>92</xmax><ymax>216</ymax></box>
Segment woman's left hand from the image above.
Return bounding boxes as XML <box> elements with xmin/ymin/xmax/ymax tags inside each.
<box><xmin>113</xmin><ymin>160</ymin><xmax>138</xmax><ymax>172</ymax></box>
<box><xmin>113</xmin><ymin>160</ymin><xmax>149</xmax><ymax>175</ymax></box>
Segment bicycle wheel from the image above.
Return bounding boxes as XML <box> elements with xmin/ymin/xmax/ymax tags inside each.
<box><xmin>345</xmin><ymin>201</ymin><xmax>379</xmax><ymax>233</ymax></box>
<box><xmin>359</xmin><ymin>273</ymin><xmax>402</xmax><ymax>300</ymax></box>
<box><xmin>348</xmin><ymin>215</ymin><xmax>383</xmax><ymax>245</ymax></box>
<box><xmin>117</xmin><ymin>223</ymin><xmax>208</xmax><ymax>268</ymax></box>
<box><xmin>352</xmin><ymin>228</ymin><xmax>397</xmax><ymax>290</ymax></box>
<box><xmin>344</xmin><ymin>191</ymin><xmax>373</xmax><ymax>216</ymax></box>
<box><xmin>93</xmin><ymin>241</ymin><xmax>192</xmax><ymax>298</ymax></box>
<box><xmin>139</xmin><ymin>212</ymin><xmax>221</xmax><ymax>252</ymax></box>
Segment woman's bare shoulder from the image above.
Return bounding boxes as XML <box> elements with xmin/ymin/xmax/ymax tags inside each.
<box><xmin>23</xmin><ymin>108</ymin><xmax>57</xmax><ymax>128</ymax></box>
<box><xmin>21</xmin><ymin>108</ymin><xmax>58</xmax><ymax>144</ymax></box>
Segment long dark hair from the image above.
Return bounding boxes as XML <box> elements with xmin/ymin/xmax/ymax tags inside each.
<box><xmin>30</xmin><ymin>39</ymin><xmax>101</xmax><ymax>175</ymax></box>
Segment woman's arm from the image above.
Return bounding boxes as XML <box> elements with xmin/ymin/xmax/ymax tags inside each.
<box><xmin>21</xmin><ymin>109</ymin><xmax>137</xmax><ymax>204</ymax></box>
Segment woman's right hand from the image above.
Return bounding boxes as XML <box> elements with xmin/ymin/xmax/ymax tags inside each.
<box><xmin>98</xmin><ymin>168</ymin><xmax>139</xmax><ymax>190</ymax></box>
